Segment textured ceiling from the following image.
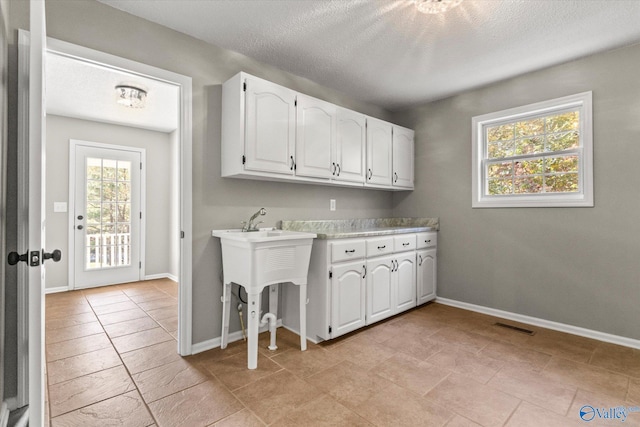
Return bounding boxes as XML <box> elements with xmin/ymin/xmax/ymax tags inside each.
<box><xmin>46</xmin><ymin>52</ymin><xmax>179</xmax><ymax>132</ymax></box>
<box><xmin>96</xmin><ymin>0</ymin><xmax>640</xmax><ymax>111</ymax></box>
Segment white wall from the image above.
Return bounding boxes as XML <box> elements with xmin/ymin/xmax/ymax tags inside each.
<box><xmin>45</xmin><ymin>115</ymin><xmax>177</xmax><ymax>289</ymax></box>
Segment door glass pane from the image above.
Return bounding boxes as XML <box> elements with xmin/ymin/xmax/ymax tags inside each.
<box><xmin>85</xmin><ymin>157</ymin><xmax>133</xmax><ymax>270</ymax></box>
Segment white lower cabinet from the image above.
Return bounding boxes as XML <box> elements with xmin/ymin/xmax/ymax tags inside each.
<box><xmin>331</xmin><ymin>260</ymin><xmax>366</xmax><ymax>337</ymax></box>
<box><xmin>284</xmin><ymin>232</ymin><xmax>436</xmax><ymax>343</ymax></box>
<box><xmin>417</xmin><ymin>248</ymin><xmax>437</xmax><ymax>305</ymax></box>
<box><xmin>366</xmin><ymin>255</ymin><xmax>394</xmax><ymax>324</ymax></box>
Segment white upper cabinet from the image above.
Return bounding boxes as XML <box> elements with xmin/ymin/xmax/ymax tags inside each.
<box><xmin>392</xmin><ymin>126</ymin><xmax>415</xmax><ymax>189</ymax></box>
<box><xmin>221</xmin><ymin>71</ymin><xmax>413</xmax><ymax>190</ymax></box>
<box><xmin>335</xmin><ymin>108</ymin><xmax>366</xmax><ymax>183</ymax></box>
<box><xmin>244</xmin><ymin>76</ymin><xmax>297</xmax><ymax>175</ymax></box>
<box><xmin>366</xmin><ymin>117</ymin><xmax>393</xmax><ymax>186</ymax></box>
<box><xmin>296</xmin><ymin>94</ymin><xmax>335</xmax><ymax>179</ymax></box>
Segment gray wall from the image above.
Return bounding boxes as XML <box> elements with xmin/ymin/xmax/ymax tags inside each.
<box><xmin>392</xmin><ymin>42</ymin><xmax>640</xmax><ymax>340</ymax></box>
<box><xmin>45</xmin><ymin>115</ymin><xmax>176</xmax><ymax>289</ymax></box>
<box><xmin>40</xmin><ymin>0</ymin><xmax>395</xmax><ymax>344</ymax></box>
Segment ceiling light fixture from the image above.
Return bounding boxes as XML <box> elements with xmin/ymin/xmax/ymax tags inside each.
<box><xmin>412</xmin><ymin>0</ymin><xmax>463</xmax><ymax>14</ymax></box>
<box><xmin>115</xmin><ymin>85</ymin><xmax>147</xmax><ymax>108</ymax></box>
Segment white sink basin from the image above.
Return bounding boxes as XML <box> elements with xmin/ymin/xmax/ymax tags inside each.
<box><xmin>211</xmin><ymin>229</ymin><xmax>316</xmax><ymax>243</ymax></box>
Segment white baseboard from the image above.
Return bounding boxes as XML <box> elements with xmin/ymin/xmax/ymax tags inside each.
<box><xmin>191</xmin><ymin>319</ymin><xmax>283</xmax><ymax>354</ymax></box>
<box><xmin>436</xmin><ymin>297</ymin><xmax>640</xmax><ymax>350</ymax></box>
<box><xmin>44</xmin><ymin>286</ymin><xmax>70</xmax><ymax>294</ymax></box>
<box><xmin>0</xmin><ymin>402</ymin><xmax>8</xmax><ymax>427</ymax></box>
<box><xmin>145</xmin><ymin>273</ymin><xmax>178</xmax><ymax>282</ymax></box>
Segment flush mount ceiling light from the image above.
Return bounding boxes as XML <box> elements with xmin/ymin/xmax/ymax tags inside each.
<box><xmin>115</xmin><ymin>85</ymin><xmax>147</xmax><ymax>108</ymax></box>
<box><xmin>412</xmin><ymin>0</ymin><xmax>463</xmax><ymax>14</ymax></box>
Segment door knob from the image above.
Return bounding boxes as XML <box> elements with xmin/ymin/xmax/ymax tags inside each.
<box><xmin>77</xmin><ymin>225</ymin><xmax>84</xmax><ymax>230</ymax></box>
<box><xmin>43</xmin><ymin>249</ymin><xmax>62</xmax><ymax>263</ymax></box>
<box><xmin>77</xmin><ymin>215</ymin><xmax>84</xmax><ymax>220</ymax></box>
<box><xmin>7</xmin><ymin>251</ymin><xmax>28</xmax><ymax>265</ymax></box>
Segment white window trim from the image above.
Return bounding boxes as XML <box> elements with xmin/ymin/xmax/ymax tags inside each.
<box><xmin>472</xmin><ymin>91</ymin><xmax>593</xmax><ymax>208</ymax></box>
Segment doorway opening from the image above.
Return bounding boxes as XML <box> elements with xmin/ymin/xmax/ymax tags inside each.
<box><xmin>15</xmin><ymin>31</ymin><xmax>193</xmax><ymax>424</ymax></box>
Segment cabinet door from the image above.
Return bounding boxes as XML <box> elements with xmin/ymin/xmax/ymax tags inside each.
<box><xmin>366</xmin><ymin>117</ymin><xmax>393</xmax><ymax>186</ymax></box>
<box><xmin>335</xmin><ymin>108</ymin><xmax>366</xmax><ymax>183</ymax></box>
<box><xmin>366</xmin><ymin>255</ymin><xmax>394</xmax><ymax>324</ymax></box>
<box><xmin>244</xmin><ymin>76</ymin><xmax>296</xmax><ymax>175</ymax></box>
<box><xmin>331</xmin><ymin>261</ymin><xmax>366</xmax><ymax>338</ymax></box>
<box><xmin>296</xmin><ymin>94</ymin><xmax>335</xmax><ymax>179</ymax></box>
<box><xmin>417</xmin><ymin>249</ymin><xmax>437</xmax><ymax>305</ymax></box>
<box><xmin>392</xmin><ymin>126</ymin><xmax>414</xmax><ymax>188</ymax></box>
<box><xmin>395</xmin><ymin>253</ymin><xmax>417</xmax><ymax>313</ymax></box>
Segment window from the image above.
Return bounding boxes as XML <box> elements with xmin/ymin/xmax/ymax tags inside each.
<box><xmin>472</xmin><ymin>92</ymin><xmax>593</xmax><ymax>208</ymax></box>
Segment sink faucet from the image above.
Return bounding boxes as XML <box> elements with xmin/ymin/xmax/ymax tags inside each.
<box><xmin>242</xmin><ymin>208</ymin><xmax>266</xmax><ymax>232</ymax></box>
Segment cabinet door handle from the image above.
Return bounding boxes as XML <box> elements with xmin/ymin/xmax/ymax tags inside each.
<box><xmin>377</xmin><ymin>245</ymin><xmax>386</xmax><ymax>250</ymax></box>
<box><xmin>332</xmin><ymin>162</ymin><xmax>336</xmax><ymax>175</ymax></box>
<box><xmin>394</xmin><ymin>172</ymin><xmax>398</xmax><ymax>183</ymax></box>
<box><xmin>345</xmin><ymin>249</ymin><xmax>355</xmax><ymax>253</ymax></box>
<box><xmin>402</xmin><ymin>242</ymin><xmax>410</xmax><ymax>247</ymax></box>
<box><xmin>362</xmin><ymin>265</ymin><xmax>366</xmax><ymax>279</ymax></box>
<box><xmin>290</xmin><ymin>156</ymin><xmax>296</xmax><ymax>171</ymax></box>
<box><xmin>391</xmin><ymin>260</ymin><xmax>397</xmax><ymax>272</ymax></box>
<box><xmin>419</xmin><ymin>255</ymin><xmax>423</xmax><ymax>266</ymax></box>
<box><xmin>368</xmin><ymin>168</ymin><xmax>372</xmax><ymax>180</ymax></box>
<box><xmin>336</xmin><ymin>163</ymin><xmax>341</xmax><ymax>176</ymax></box>
<box><xmin>425</xmin><ymin>239</ymin><xmax>431</xmax><ymax>244</ymax></box>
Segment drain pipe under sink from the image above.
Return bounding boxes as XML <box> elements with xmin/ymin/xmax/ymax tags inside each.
<box><xmin>259</xmin><ymin>312</ymin><xmax>278</xmax><ymax>351</ymax></box>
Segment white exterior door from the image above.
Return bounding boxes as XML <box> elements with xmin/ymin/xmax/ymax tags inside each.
<box><xmin>296</xmin><ymin>94</ymin><xmax>334</xmax><ymax>179</ymax></box>
<box><xmin>330</xmin><ymin>261</ymin><xmax>366</xmax><ymax>338</ymax></box>
<box><xmin>366</xmin><ymin>117</ymin><xmax>392</xmax><ymax>186</ymax></box>
<box><xmin>72</xmin><ymin>142</ymin><xmax>143</xmax><ymax>289</ymax></box>
<box><xmin>335</xmin><ymin>108</ymin><xmax>366</xmax><ymax>183</ymax></box>
<box><xmin>244</xmin><ymin>76</ymin><xmax>296</xmax><ymax>175</ymax></box>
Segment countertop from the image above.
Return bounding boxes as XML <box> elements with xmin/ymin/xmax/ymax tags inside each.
<box><xmin>278</xmin><ymin>217</ymin><xmax>439</xmax><ymax>239</ymax></box>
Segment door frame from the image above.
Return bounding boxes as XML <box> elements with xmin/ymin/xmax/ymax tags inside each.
<box><xmin>68</xmin><ymin>140</ymin><xmax>147</xmax><ymax>290</ymax></box>
<box><xmin>45</xmin><ymin>37</ymin><xmax>194</xmax><ymax>357</ymax></box>
<box><xmin>16</xmin><ymin>36</ymin><xmax>193</xmax><ymax>414</ymax></box>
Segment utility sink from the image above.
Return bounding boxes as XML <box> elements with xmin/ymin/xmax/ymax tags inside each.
<box><xmin>211</xmin><ymin>229</ymin><xmax>316</xmax><ymax>288</ymax></box>
<box><xmin>211</xmin><ymin>228</ymin><xmax>316</xmax><ymax>369</ymax></box>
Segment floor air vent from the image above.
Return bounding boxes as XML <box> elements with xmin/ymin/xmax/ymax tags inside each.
<box><xmin>494</xmin><ymin>322</ymin><xmax>535</xmax><ymax>336</ymax></box>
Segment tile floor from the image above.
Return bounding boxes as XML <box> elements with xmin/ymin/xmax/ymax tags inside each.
<box><xmin>44</xmin><ymin>279</ymin><xmax>640</xmax><ymax>426</ymax></box>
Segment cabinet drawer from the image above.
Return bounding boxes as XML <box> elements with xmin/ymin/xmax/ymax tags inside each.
<box><xmin>331</xmin><ymin>239</ymin><xmax>366</xmax><ymax>263</ymax></box>
<box><xmin>417</xmin><ymin>232</ymin><xmax>437</xmax><ymax>249</ymax></box>
<box><xmin>366</xmin><ymin>237</ymin><xmax>394</xmax><ymax>257</ymax></box>
<box><xmin>394</xmin><ymin>234</ymin><xmax>416</xmax><ymax>252</ymax></box>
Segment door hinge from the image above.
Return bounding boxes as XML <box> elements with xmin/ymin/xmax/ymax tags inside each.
<box><xmin>329</xmin><ymin>270</ymin><xmax>332</xmax><ymax>279</ymax></box>
<box><xmin>181</xmin><ymin>231</ymin><xmax>185</xmax><ymax>239</ymax></box>
<box><xmin>294</xmin><ymin>98</ymin><xmax>297</xmax><ymax>107</ymax></box>
<box><xmin>329</xmin><ymin>326</ymin><xmax>332</xmax><ymax>334</ymax></box>
<box><xmin>242</xmin><ymin>155</ymin><xmax>246</xmax><ymax>165</ymax></box>
<box><xmin>243</xmin><ymin>82</ymin><xmax>247</xmax><ymax>92</ymax></box>
<box><xmin>140</xmin><ymin>162</ymin><xmax>142</xmax><ymax>170</ymax></box>
<box><xmin>140</xmin><ymin>212</ymin><xmax>142</xmax><ymax>219</ymax></box>
<box><xmin>139</xmin><ymin>261</ymin><xmax>142</xmax><ymax>269</ymax></box>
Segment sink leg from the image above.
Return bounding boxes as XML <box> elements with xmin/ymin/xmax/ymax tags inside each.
<box><xmin>299</xmin><ymin>283</ymin><xmax>307</xmax><ymax>351</ymax></box>
<box><xmin>220</xmin><ymin>282</ymin><xmax>231</xmax><ymax>349</ymax></box>
<box><xmin>247</xmin><ymin>290</ymin><xmax>261</xmax><ymax>369</ymax></box>
<box><xmin>269</xmin><ymin>284</ymin><xmax>279</xmax><ymax>319</ymax></box>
